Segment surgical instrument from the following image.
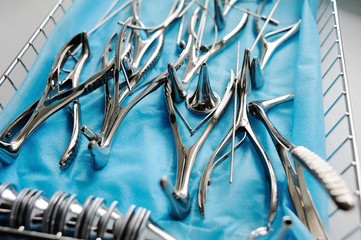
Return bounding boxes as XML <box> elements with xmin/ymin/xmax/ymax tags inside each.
<box><xmin>198</xmin><ymin>50</ymin><xmax>278</xmax><ymax>233</ymax></box>
<box><xmin>223</xmin><ymin>0</ymin><xmax>237</xmax><ymax>16</ymax></box>
<box><xmin>167</xmin><ymin>6</ymin><xmax>247</xmax><ymax>135</ymax></box>
<box><xmin>176</xmin><ymin>2</ymin><xmax>219</xmax><ymax>54</ymax></box>
<box><xmin>0</xmin><ymin>1</ymin><xmax>135</xmax><ymax>167</ymax></box>
<box><xmin>255</xmin><ymin>0</ymin><xmax>301</xmax><ymax>70</ymax></box>
<box><xmin>213</xmin><ymin>0</ymin><xmax>280</xmax><ymax>31</ymax></box>
<box><xmin>248</xmin><ymin>216</ymin><xmax>293</xmax><ymax>240</ymax></box>
<box><xmin>0</xmin><ymin>28</ymin><xmax>160</xmax><ymax>167</ymax></box>
<box><xmin>248</xmin><ymin>96</ymin><xmax>355</xmax><ymax>211</ymax></box>
<box><xmin>68</xmin><ymin>0</ymin><xmax>132</xmax><ymax>58</ymax></box>
<box><xmin>249</xmin><ymin>93</ymin><xmax>329</xmax><ymax>239</ymax></box>
<box><xmin>230</xmin><ymin>41</ymin><xmax>241</xmax><ymax>183</ymax></box>
<box><xmin>222</xmin><ymin>1</ymin><xmax>279</xmax><ymax>25</ymax></box>
<box><xmin>0</xmin><ymin>32</ymin><xmax>90</xmax><ymax>168</ymax></box>
<box><xmin>81</xmin><ymin>1</ymin><xmax>187</xmax><ymax>169</ymax></box>
<box><xmin>277</xmin><ymin>144</ymin><xmax>328</xmax><ymax>239</ymax></box>
<box><xmin>161</xmin><ymin>66</ymin><xmax>236</xmax><ymax>219</ymax></box>
<box><xmin>186</xmin><ymin>63</ymin><xmax>220</xmax><ymax>114</ymax></box>
<box><xmin>274</xmin><ymin>216</ymin><xmax>293</xmax><ymax>240</ymax></box>
<box><xmin>169</xmin><ymin>9</ymin><xmax>248</xmax><ymax>101</ymax></box>
<box><xmin>199</xmin><ymin>0</ymin><xmax>281</xmax><ymax>230</ymax></box>
<box><xmin>0</xmin><ymin>182</ymin><xmax>176</xmax><ymax>240</ymax></box>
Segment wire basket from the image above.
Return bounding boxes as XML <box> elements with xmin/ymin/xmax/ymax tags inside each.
<box><xmin>0</xmin><ymin>0</ymin><xmax>360</xmax><ymax>239</ymax></box>
<box><xmin>317</xmin><ymin>0</ymin><xmax>361</xmax><ymax>239</ymax></box>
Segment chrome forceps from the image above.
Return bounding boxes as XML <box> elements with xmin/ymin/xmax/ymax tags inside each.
<box><xmin>0</xmin><ymin>32</ymin><xmax>90</xmax><ymax>168</ymax></box>
<box><xmin>248</xmin><ymin>96</ymin><xmax>355</xmax><ymax>211</ymax></box>
<box><xmin>170</xmin><ymin>7</ymin><xmax>249</xmax><ymax>101</ymax></box>
<box><xmin>250</xmin><ymin>94</ymin><xmax>328</xmax><ymax>239</ymax></box>
<box><xmin>198</xmin><ymin>49</ymin><xmax>278</xmax><ymax>235</ymax></box>
<box><xmin>81</xmin><ymin>1</ymin><xmax>187</xmax><ymax>169</ymax></box>
<box><xmin>255</xmin><ymin>0</ymin><xmax>301</xmax><ymax>70</ymax></box>
<box><xmin>248</xmin><ymin>94</ymin><xmax>354</xmax><ymax>238</ymax></box>
<box><xmin>161</xmin><ymin>66</ymin><xmax>236</xmax><ymax>220</ymax></box>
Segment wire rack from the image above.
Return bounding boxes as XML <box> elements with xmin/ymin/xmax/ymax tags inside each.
<box><xmin>317</xmin><ymin>0</ymin><xmax>361</xmax><ymax>239</ymax></box>
<box><xmin>0</xmin><ymin>0</ymin><xmax>73</xmax><ymax>111</ymax></box>
<box><xmin>0</xmin><ymin>0</ymin><xmax>360</xmax><ymax>239</ymax></box>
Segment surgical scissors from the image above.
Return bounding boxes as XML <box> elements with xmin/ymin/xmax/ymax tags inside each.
<box><xmin>198</xmin><ymin>49</ymin><xmax>278</xmax><ymax>235</ymax></box>
<box><xmin>255</xmin><ymin>0</ymin><xmax>301</xmax><ymax>70</ymax></box>
<box><xmin>0</xmin><ymin>32</ymin><xmax>90</xmax><ymax>168</ymax></box>
<box><xmin>81</xmin><ymin>1</ymin><xmax>186</xmax><ymax>169</ymax></box>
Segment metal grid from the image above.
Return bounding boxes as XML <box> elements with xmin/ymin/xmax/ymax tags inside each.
<box><xmin>0</xmin><ymin>0</ymin><xmax>73</xmax><ymax>111</ymax></box>
<box><xmin>317</xmin><ymin>0</ymin><xmax>361</xmax><ymax>239</ymax></box>
<box><xmin>0</xmin><ymin>0</ymin><xmax>360</xmax><ymax>239</ymax></box>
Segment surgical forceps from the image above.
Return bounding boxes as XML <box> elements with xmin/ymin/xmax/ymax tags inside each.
<box><xmin>158</xmin><ymin>9</ymin><xmax>249</xmax><ymax>220</ymax></box>
<box><xmin>198</xmin><ymin>49</ymin><xmax>278</xmax><ymax>235</ymax></box>
<box><xmin>255</xmin><ymin>0</ymin><xmax>301</xmax><ymax>70</ymax></box>
<box><xmin>170</xmin><ymin>8</ymin><xmax>249</xmax><ymax>101</ymax></box>
<box><xmin>0</xmin><ymin>32</ymin><xmax>90</xmax><ymax>168</ymax></box>
<box><xmin>249</xmin><ymin>94</ymin><xmax>329</xmax><ymax>239</ymax></box>
<box><xmin>161</xmin><ymin>68</ymin><xmax>236</xmax><ymax>219</ymax></box>
<box><xmin>81</xmin><ymin>1</ymin><xmax>190</xmax><ymax>169</ymax></box>
<box><xmin>248</xmin><ymin>95</ymin><xmax>355</xmax><ymax>211</ymax></box>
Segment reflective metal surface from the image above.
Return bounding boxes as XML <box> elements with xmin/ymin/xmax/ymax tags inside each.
<box><xmin>249</xmin><ymin>95</ymin><xmax>355</xmax><ymax>211</ymax></box>
<box><xmin>0</xmin><ymin>183</ymin><xmax>175</xmax><ymax>240</ymax></box>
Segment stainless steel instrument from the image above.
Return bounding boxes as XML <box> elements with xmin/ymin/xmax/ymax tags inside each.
<box><xmin>248</xmin><ymin>95</ymin><xmax>355</xmax><ymax>212</ymax></box>
<box><xmin>168</xmin><ymin>9</ymin><xmax>249</xmax><ymax>101</ymax></box>
<box><xmin>198</xmin><ymin>49</ymin><xmax>278</xmax><ymax>235</ymax></box>
<box><xmin>81</xmin><ymin>1</ymin><xmax>189</xmax><ymax>169</ymax></box>
<box><xmin>255</xmin><ymin>0</ymin><xmax>301</xmax><ymax>70</ymax></box>
<box><xmin>161</xmin><ymin>66</ymin><xmax>236</xmax><ymax>219</ymax></box>
<box><xmin>185</xmin><ymin>63</ymin><xmax>220</xmax><ymax>114</ymax></box>
<box><xmin>0</xmin><ymin>32</ymin><xmax>90</xmax><ymax>169</ymax></box>
<box><xmin>0</xmin><ymin>182</ymin><xmax>175</xmax><ymax>240</ymax></box>
<box><xmin>248</xmin><ymin>93</ymin><xmax>329</xmax><ymax>239</ymax></box>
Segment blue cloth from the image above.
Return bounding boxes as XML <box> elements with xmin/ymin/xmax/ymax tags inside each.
<box><xmin>0</xmin><ymin>0</ymin><xmax>327</xmax><ymax>239</ymax></box>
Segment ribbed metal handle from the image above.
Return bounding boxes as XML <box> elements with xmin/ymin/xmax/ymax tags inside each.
<box><xmin>290</xmin><ymin>146</ymin><xmax>355</xmax><ymax>210</ymax></box>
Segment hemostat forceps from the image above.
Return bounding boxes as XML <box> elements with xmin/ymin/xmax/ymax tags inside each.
<box><xmin>198</xmin><ymin>49</ymin><xmax>278</xmax><ymax>234</ymax></box>
<box><xmin>255</xmin><ymin>0</ymin><xmax>301</xmax><ymax>70</ymax></box>
<box><xmin>161</xmin><ymin>66</ymin><xmax>236</xmax><ymax>220</ymax></box>
<box><xmin>82</xmin><ymin>1</ymin><xmax>187</xmax><ymax>169</ymax></box>
<box><xmin>0</xmin><ymin>32</ymin><xmax>90</xmax><ymax>168</ymax></box>
<box><xmin>248</xmin><ymin>94</ymin><xmax>355</xmax><ymax>238</ymax></box>
<box><xmin>249</xmin><ymin>94</ymin><xmax>329</xmax><ymax>239</ymax></box>
<box><xmin>170</xmin><ymin>8</ymin><xmax>248</xmax><ymax>101</ymax></box>
<box><xmin>248</xmin><ymin>95</ymin><xmax>355</xmax><ymax>211</ymax></box>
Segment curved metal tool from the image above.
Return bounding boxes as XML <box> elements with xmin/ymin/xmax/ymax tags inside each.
<box><xmin>198</xmin><ymin>49</ymin><xmax>278</xmax><ymax>232</ymax></box>
<box><xmin>248</xmin><ymin>95</ymin><xmax>355</xmax><ymax>211</ymax></box>
<box><xmin>183</xmin><ymin>10</ymin><xmax>248</xmax><ymax>86</ymax></box>
<box><xmin>248</xmin><ymin>93</ymin><xmax>329</xmax><ymax>239</ymax></box>
<box><xmin>81</xmin><ymin>1</ymin><xmax>186</xmax><ymax>170</ymax></box>
<box><xmin>169</xmin><ymin>9</ymin><xmax>248</xmax><ymax>101</ymax></box>
<box><xmin>118</xmin><ymin>0</ymin><xmax>183</xmax><ymax>33</ymax></box>
<box><xmin>223</xmin><ymin>0</ymin><xmax>237</xmax><ymax>16</ymax></box>
<box><xmin>161</xmin><ymin>67</ymin><xmax>236</xmax><ymax>220</ymax></box>
<box><xmin>0</xmin><ymin>32</ymin><xmax>90</xmax><ymax>168</ymax></box>
<box><xmin>167</xmin><ymin>8</ymin><xmax>248</xmax><ymax>136</ymax></box>
<box><xmin>255</xmin><ymin>0</ymin><xmax>301</xmax><ymax>70</ymax></box>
